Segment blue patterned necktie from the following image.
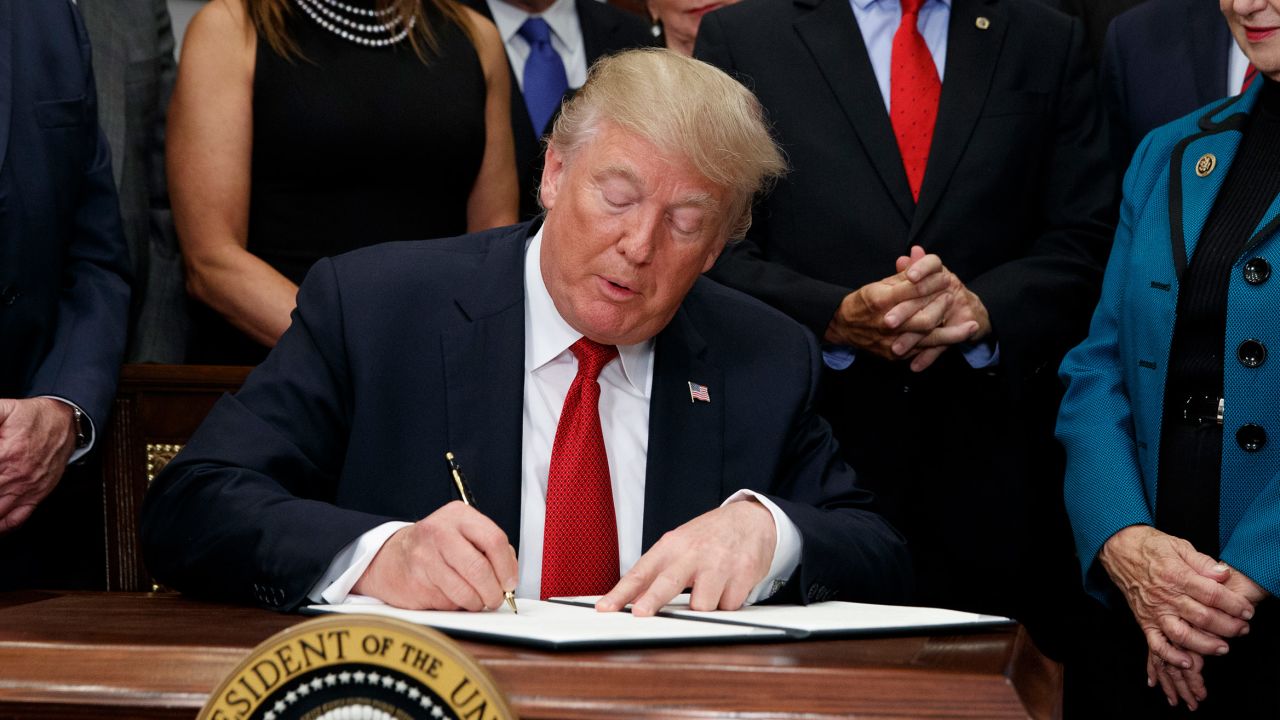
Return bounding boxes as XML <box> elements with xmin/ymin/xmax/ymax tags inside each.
<box><xmin>517</xmin><ymin>17</ymin><xmax>569</xmax><ymax>137</ymax></box>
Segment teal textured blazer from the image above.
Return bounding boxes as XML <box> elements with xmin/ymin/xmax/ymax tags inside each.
<box><xmin>1058</xmin><ymin>80</ymin><xmax>1280</xmax><ymax>603</ymax></box>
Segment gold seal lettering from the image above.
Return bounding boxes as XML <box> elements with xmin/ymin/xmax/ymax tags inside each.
<box><xmin>199</xmin><ymin>616</ymin><xmax>514</xmax><ymax>720</ymax></box>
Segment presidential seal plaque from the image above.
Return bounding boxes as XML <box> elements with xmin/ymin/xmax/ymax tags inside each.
<box><xmin>198</xmin><ymin>615</ymin><xmax>515</xmax><ymax>720</ymax></box>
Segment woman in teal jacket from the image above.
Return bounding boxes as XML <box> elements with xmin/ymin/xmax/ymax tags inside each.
<box><xmin>1058</xmin><ymin>0</ymin><xmax>1280</xmax><ymax>714</ymax></box>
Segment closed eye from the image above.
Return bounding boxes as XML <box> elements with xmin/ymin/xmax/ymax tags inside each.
<box><xmin>599</xmin><ymin>176</ymin><xmax>640</xmax><ymax>211</ymax></box>
<box><xmin>669</xmin><ymin>208</ymin><xmax>705</xmax><ymax>236</ymax></box>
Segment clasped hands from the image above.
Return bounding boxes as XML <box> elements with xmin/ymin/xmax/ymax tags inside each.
<box><xmin>353</xmin><ymin>498</ymin><xmax>777</xmax><ymax>616</ymax></box>
<box><xmin>824</xmin><ymin>246</ymin><xmax>991</xmax><ymax>372</ymax></box>
<box><xmin>1099</xmin><ymin>525</ymin><xmax>1269</xmax><ymax>710</ymax></box>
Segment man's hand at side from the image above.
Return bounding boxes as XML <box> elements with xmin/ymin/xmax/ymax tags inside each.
<box><xmin>0</xmin><ymin>398</ymin><xmax>76</xmax><ymax>532</ymax></box>
<box><xmin>596</xmin><ymin>499</ymin><xmax>776</xmax><ymax>616</ymax></box>
<box><xmin>351</xmin><ymin>501</ymin><xmax>518</xmax><ymax>611</ymax></box>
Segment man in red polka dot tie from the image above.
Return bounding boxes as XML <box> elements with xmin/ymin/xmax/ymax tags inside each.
<box><xmin>142</xmin><ymin>50</ymin><xmax>913</xmax><ymax>616</ymax></box>
<box><xmin>696</xmin><ymin>0</ymin><xmax>1117</xmax><ymax>666</ymax></box>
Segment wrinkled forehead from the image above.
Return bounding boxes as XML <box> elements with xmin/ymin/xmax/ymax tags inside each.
<box><xmin>592</xmin><ymin>162</ymin><xmax>722</xmax><ymax>211</ymax></box>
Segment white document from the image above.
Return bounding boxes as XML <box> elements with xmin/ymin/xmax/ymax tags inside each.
<box><xmin>304</xmin><ymin>596</ymin><xmax>788</xmax><ymax>650</ymax></box>
<box><xmin>552</xmin><ymin>594</ymin><xmax>1013</xmax><ymax>638</ymax></box>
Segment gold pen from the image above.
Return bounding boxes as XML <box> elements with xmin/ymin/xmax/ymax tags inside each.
<box><xmin>445</xmin><ymin>451</ymin><xmax>519</xmax><ymax>614</ymax></box>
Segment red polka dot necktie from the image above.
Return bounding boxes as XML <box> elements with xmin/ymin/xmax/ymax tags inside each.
<box><xmin>890</xmin><ymin>0</ymin><xmax>940</xmax><ymax>203</ymax></box>
<box><xmin>541</xmin><ymin>338</ymin><xmax>620</xmax><ymax>599</ymax></box>
<box><xmin>1243</xmin><ymin>63</ymin><xmax>1258</xmax><ymax>93</ymax></box>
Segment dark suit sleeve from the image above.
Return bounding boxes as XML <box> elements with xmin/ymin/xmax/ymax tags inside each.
<box><xmin>141</xmin><ymin>258</ymin><xmax>396</xmax><ymax>610</ymax></box>
<box><xmin>1099</xmin><ymin>14</ymin><xmax>1136</xmax><ymax>173</ymax></box>
<box><xmin>26</xmin><ymin>2</ymin><xmax>132</xmax><ymax>427</ymax></box>
<box><xmin>964</xmin><ymin>18</ymin><xmax>1115</xmax><ymax>369</ymax></box>
<box><xmin>696</xmin><ymin>15</ymin><xmax>855</xmax><ymax>337</ymax></box>
<box><xmin>761</xmin><ymin>328</ymin><xmax>913</xmax><ymax>605</ymax></box>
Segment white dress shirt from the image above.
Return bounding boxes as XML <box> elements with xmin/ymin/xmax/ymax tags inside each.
<box><xmin>486</xmin><ymin>0</ymin><xmax>589</xmax><ymax>92</ymax></box>
<box><xmin>1227</xmin><ymin>36</ymin><xmax>1251</xmax><ymax>95</ymax></box>
<box><xmin>309</xmin><ymin>229</ymin><xmax>801</xmax><ymax>604</ymax></box>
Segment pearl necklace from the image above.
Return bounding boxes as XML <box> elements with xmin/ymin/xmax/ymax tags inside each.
<box><xmin>294</xmin><ymin>0</ymin><xmax>415</xmax><ymax>47</ymax></box>
<box><xmin>315</xmin><ymin>0</ymin><xmax>396</xmax><ymax>16</ymax></box>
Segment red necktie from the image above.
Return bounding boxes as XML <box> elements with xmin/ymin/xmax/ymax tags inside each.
<box><xmin>1243</xmin><ymin>63</ymin><xmax>1259</xmax><ymax>93</ymax></box>
<box><xmin>541</xmin><ymin>338</ymin><xmax>620</xmax><ymax>599</ymax></box>
<box><xmin>890</xmin><ymin>0</ymin><xmax>940</xmax><ymax>202</ymax></box>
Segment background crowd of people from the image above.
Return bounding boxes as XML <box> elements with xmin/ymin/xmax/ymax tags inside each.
<box><xmin>4</xmin><ymin>0</ymin><xmax>1279</xmax><ymax>716</ymax></box>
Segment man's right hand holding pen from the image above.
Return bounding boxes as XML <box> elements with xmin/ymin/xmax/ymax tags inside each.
<box><xmin>351</xmin><ymin>501</ymin><xmax>519</xmax><ymax>612</ymax></box>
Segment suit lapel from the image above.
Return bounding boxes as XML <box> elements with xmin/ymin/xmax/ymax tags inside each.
<box><xmin>576</xmin><ymin>0</ymin><xmax>611</xmax><ymax>63</ymax></box>
<box><xmin>1171</xmin><ymin>89</ymin><xmax>1254</xmax><ymax>277</ymax></box>
<box><xmin>793</xmin><ymin>0</ymin><xmax>914</xmax><ymax>223</ymax></box>
<box><xmin>909</xmin><ymin>0</ymin><xmax>1005</xmax><ymax>239</ymax></box>
<box><xmin>0</xmin><ymin>0</ymin><xmax>12</xmax><ymax>174</ymax></box>
<box><xmin>641</xmin><ymin>302</ymin><xmax>724</xmax><ymax>551</ymax></box>
<box><xmin>440</xmin><ymin>226</ymin><xmax>530</xmax><ymax>542</ymax></box>
<box><xmin>508</xmin><ymin>64</ymin><xmax>539</xmax><ymax>160</ymax></box>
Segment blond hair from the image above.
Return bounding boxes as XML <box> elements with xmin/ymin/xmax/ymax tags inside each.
<box><xmin>548</xmin><ymin>48</ymin><xmax>786</xmax><ymax>240</ymax></box>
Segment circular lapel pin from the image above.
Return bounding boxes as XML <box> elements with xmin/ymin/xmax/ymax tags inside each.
<box><xmin>1195</xmin><ymin>153</ymin><xmax>1216</xmax><ymax>177</ymax></box>
<box><xmin>976</xmin><ymin>16</ymin><xmax>990</xmax><ymax>29</ymax></box>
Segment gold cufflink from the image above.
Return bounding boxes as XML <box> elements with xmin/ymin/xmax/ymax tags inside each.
<box><xmin>976</xmin><ymin>16</ymin><xmax>990</xmax><ymax>29</ymax></box>
<box><xmin>1196</xmin><ymin>153</ymin><xmax>1216</xmax><ymax>177</ymax></box>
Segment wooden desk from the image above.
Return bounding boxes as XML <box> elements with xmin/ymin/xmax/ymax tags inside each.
<box><xmin>0</xmin><ymin>592</ymin><xmax>1059</xmax><ymax>719</ymax></box>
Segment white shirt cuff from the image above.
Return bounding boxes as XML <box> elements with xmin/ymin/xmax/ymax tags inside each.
<box><xmin>38</xmin><ymin>395</ymin><xmax>93</xmax><ymax>464</ymax></box>
<box><xmin>307</xmin><ymin>521</ymin><xmax>412</xmax><ymax>604</ymax></box>
<box><xmin>721</xmin><ymin>489</ymin><xmax>803</xmax><ymax>604</ymax></box>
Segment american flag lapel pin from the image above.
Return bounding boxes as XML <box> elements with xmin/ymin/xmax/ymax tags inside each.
<box><xmin>688</xmin><ymin>381</ymin><xmax>711</xmax><ymax>403</ymax></box>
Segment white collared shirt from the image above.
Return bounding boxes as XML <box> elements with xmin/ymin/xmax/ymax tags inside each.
<box><xmin>486</xmin><ymin>0</ymin><xmax>589</xmax><ymax>92</ymax></box>
<box><xmin>1228</xmin><ymin>36</ymin><xmax>1251</xmax><ymax>95</ymax></box>
<box><xmin>311</xmin><ymin>229</ymin><xmax>801</xmax><ymax>604</ymax></box>
<box><xmin>518</xmin><ymin>229</ymin><xmax>654</xmax><ymax>597</ymax></box>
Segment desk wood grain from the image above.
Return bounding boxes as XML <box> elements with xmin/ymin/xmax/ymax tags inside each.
<box><xmin>0</xmin><ymin>592</ymin><xmax>1059</xmax><ymax>719</ymax></box>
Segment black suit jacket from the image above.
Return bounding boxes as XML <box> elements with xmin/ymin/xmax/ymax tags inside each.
<box><xmin>1055</xmin><ymin>0</ymin><xmax>1145</xmax><ymax>62</ymax></box>
<box><xmin>141</xmin><ymin>223</ymin><xmax>911</xmax><ymax>611</ymax></box>
<box><xmin>463</xmin><ymin>0</ymin><xmax>655</xmax><ymax>219</ymax></box>
<box><xmin>0</xmin><ymin>0</ymin><xmax>131</xmax><ymax>426</ymax></box>
<box><xmin>696</xmin><ymin>0</ymin><xmax>1115</xmax><ymax>650</ymax></box>
<box><xmin>1100</xmin><ymin>0</ymin><xmax>1232</xmax><ymax>170</ymax></box>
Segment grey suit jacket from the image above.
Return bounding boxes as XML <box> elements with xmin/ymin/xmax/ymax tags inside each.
<box><xmin>79</xmin><ymin>0</ymin><xmax>187</xmax><ymax>363</ymax></box>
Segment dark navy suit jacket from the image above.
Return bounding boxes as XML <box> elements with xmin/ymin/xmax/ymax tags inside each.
<box><xmin>141</xmin><ymin>223</ymin><xmax>912</xmax><ymax>610</ymax></box>
<box><xmin>1100</xmin><ymin>0</ymin><xmax>1233</xmax><ymax>170</ymax></box>
<box><xmin>0</xmin><ymin>0</ymin><xmax>130</xmax><ymax>427</ymax></box>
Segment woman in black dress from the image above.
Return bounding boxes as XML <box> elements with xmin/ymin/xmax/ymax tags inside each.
<box><xmin>171</xmin><ymin>0</ymin><xmax>518</xmax><ymax>364</ymax></box>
